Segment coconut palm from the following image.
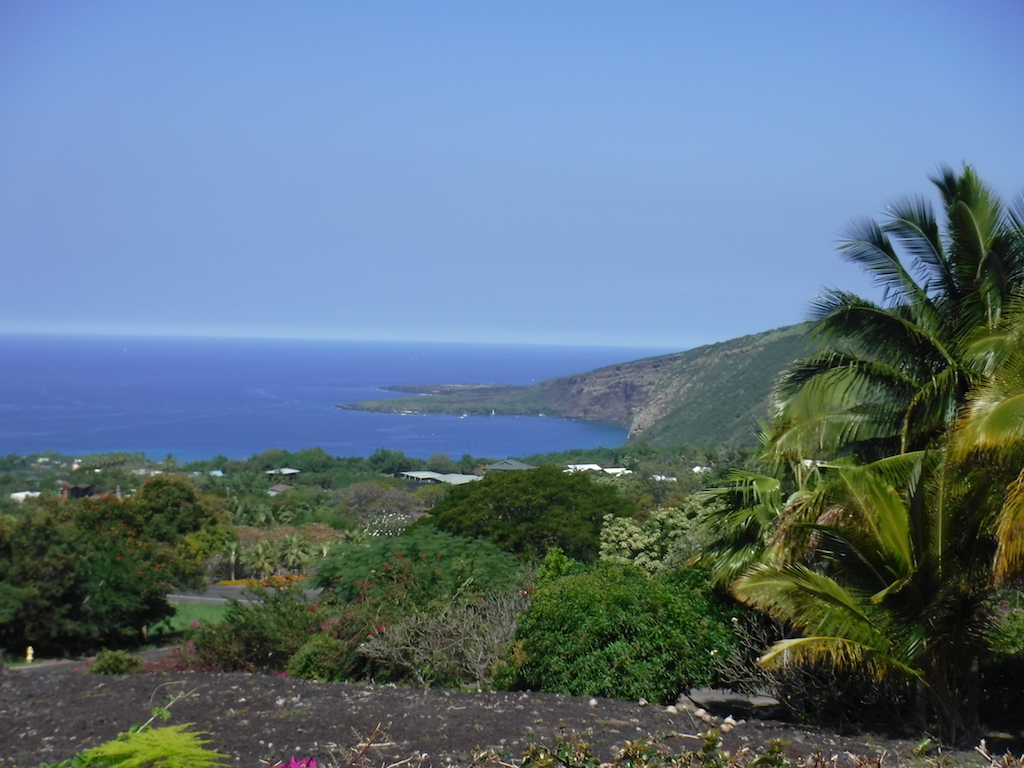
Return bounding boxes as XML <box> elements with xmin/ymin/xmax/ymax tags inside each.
<box><xmin>770</xmin><ymin>165</ymin><xmax>1024</xmax><ymax>465</ymax></box>
<box><xmin>692</xmin><ymin>467</ymin><xmax>794</xmax><ymax>586</ymax></box>
<box><xmin>277</xmin><ymin>534</ymin><xmax>313</xmax><ymax>574</ymax></box>
<box><xmin>949</xmin><ymin>300</ymin><xmax>1024</xmax><ymax>582</ymax></box>
<box><xmin>720</xmin><ymin>168</ymin><xmax>1024</xmax><ymax>744</ymax></box>
<box><xmin>241</xmin><ymin>540</ymin><xmax>279</xmax><ymax>579</ymax></box>
<box><xmin>733</xmin><ymin>450</ymin><xmax>997</xmax><ymax>745</ymax></box>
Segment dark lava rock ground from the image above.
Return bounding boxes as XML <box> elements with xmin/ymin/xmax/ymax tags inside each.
<box><xmin>0</xmin><ymin>660</ymin><xmax>1012</xmax><ymax>767</ymax></box>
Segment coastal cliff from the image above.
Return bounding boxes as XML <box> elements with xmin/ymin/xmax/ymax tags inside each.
<box><xmin>340</xmin><ymin>323</ymin><xmax>815</xmax><ymax>447</ymax></box>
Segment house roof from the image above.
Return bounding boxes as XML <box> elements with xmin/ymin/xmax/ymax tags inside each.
<box><xmin>484</xmin><ymin>459</ymin><xmax>537</xmax><ymax>471</ymax></box>
<box><xmin>401</xmin><ymin>470</ymin><xmax>482</xmax><ymax>485</ymax></box>
<box><xmin>266</xmin><ymin>467</ymin><xmax>301</xmax><ymax>475</ymax></box>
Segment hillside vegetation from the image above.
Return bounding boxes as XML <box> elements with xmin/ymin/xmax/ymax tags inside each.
<box><xmin>340</xmin><ymin>323</ymin><xmax>815</xmax><ymax>448</ymax></box>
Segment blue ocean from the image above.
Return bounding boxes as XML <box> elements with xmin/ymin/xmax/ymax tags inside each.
<box><xmin>0</xmin><ymin>335</ymin><xmax>677</xmax><ymax>462</ymax></box>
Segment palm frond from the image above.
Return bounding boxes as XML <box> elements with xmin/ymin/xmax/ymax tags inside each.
<box><xmin>760</xmin><ymin>636</ymin><xmax>921</xmax><ymax>680</ymax></box>
<box><xmin>884</xmin><ymin>195</ymin><xmax>949</xmax><ymax>297</ymax></box>
<box><xmin>836</xmin><ymin>465</ymin><xmax>913</xmax><ymax>575</ymax></box>
<box><xmin>838</xmin><ymin>220</ymin><xmax>928</xmax><ymax>307</ymax></box>
<box><xmin>955</xmin><ymin>392</ymin><xmax>1024</xmax><ymax>456</ymax></box>
<box><xmin>807</xmin><ymin>295</ymin><xmax>951</xmax><ymax>372</ymax></box>
<box><xmin>991</xmin><ymin>463</ymin><xmax>1024</xmax><ymax>582</ymax></box>
<box><xmin>902</xmin><ymin>365</ymin><xmax>973</xmax><ymax>452</ymax></box>
<box><xmin>734</xmin><ymin>563</ymin><xmax>880</xmax><ymax>632</ymax></box>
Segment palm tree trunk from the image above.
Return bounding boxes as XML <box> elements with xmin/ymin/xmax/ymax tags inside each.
<box><xmin>915</xmin><ymin>679</ymin><xmax>928</xmax><ymax>734</ymax></box>
<box><xmin>965</xmin><ymin>654</ymin><xmax>981</xmax><ymax>743</ymax></box>
<box><xmin>925</xmin><ymin>658</ymin><xmax>975</xmax><ymax>747</ymax></box>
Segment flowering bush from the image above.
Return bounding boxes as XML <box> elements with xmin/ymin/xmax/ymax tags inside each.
<box><xmin>599</xmin><ymin>502</ymin><xmax>715</xmax><ymax>575</ymax></box>
<box><xmin>286</xmin><ymin>601</ymin><xmax>383</xmax><ymax>682</ymax></box>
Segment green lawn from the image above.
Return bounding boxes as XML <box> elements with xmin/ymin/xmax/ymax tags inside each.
<box><xmin>166</xmin><ymin>601</ymin><xmax>228</xmax><ymax>631</ymax></box>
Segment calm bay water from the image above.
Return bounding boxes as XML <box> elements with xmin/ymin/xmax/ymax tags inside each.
<box><xmin>0</xmin><ymin>335</ymin><xmax>676</xmax><ymax>462</ymax></box>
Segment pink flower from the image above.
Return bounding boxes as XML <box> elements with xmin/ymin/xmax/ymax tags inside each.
<box><xmin>276</xmin><ymin>758</ymin><xmax>317</xmax><ymax>768</ymax></box>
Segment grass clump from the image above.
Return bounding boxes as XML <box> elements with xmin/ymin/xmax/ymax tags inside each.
<box><xmin>89</xmin><ymin>649</ymin><xmax>145</xmax><ymax>675</ymax></box>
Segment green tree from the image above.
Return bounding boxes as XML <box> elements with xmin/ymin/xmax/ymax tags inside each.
<box><xmin>366</xmin><ymin>448</ymin><xmax>418</xmax><ymax>475</ymax></box>
<box><xmin>770</xmin><ymin>165</ymin><xmax>1024</xmax><ymax>464</ymax></box>
<box><xmin>278</xmin><ymin>533</ymin><xmax>313</xmax><ymax>573</ymax></box>
<box><xmin>77</xmin><ymin>475</ymin><xmax>230</xmax><ymax>590</ymax></box>
<box><xmin>313</xmin><ymin>526</ymin><xmax>524</xmax><ymax>605</ymax></box>
<box><xmin>599</xmin><ymin>497</ymin><xmax>715</xmax><ymax>575</ymax></box>
<box><xmin>727</xmin><ymin>167</ymin><xmax>1024</xmax><ymax>745</ymax></box>
<box><xmin>422</xmin><ymin>466</ymin><xmax>637</xmax><ymax>562</ymax></box>
<box><xmin>425</xmin><ymin>453</ymin><xmax>456</xmax><ymax>472</ymax></box>
<box><xmin>333</xmin><ymin>480</ymin><xmax>427</xmax><ymax>536</ymax></box>
<box><xmin>241</xmin><ymin>540</ymin><xmax>279</xmax><ymax>579</ymax></box>
<box><xmin>0</xmin><ymin>495</ymin><xmax>191</xmax><ymax>654</ymax></box>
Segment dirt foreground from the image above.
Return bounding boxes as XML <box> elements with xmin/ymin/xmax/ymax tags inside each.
<box><xmin>0</xmin><ymin>662</ymin><xmax>999</xmax><ymax>768</ymax></box>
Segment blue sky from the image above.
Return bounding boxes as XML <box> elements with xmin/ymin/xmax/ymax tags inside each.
<box><xmin>2</xmin><ymin>1</ymin><xmax>1022</xmax><ymax>349</ymax></box>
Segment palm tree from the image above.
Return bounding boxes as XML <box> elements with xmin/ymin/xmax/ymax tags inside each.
<box><xmin>770</xmin><ymin>165</ymin><xmax>1024</xmax><ymax>465</ymax></box>
<box><xmin>691</xmin><ymin>467</ymin><xmax>793</xmax><ymax>586</ymax></box>
<box><xmin>241</xmin><ymin>540</ymin><xmax>279</xmax><ymax>580</ymax></box>
<box><xmin>720</xmin><ymin>167</ymin><xmax>1024</xmax><ymax>744</ymax></box>
<box><xmin>949</xmin><ymin>301</ymin><xmax>1024</xmax><ymax>582</ymax></box>
<box><xmin>733</xmin><ymin>451</ymin><xmax>996</xmax><ymax>745</ymax></box>
<box><xmin>277</xmin><ymin>534</ymin><xmax>313</xmax><ymax>574</ymax></box>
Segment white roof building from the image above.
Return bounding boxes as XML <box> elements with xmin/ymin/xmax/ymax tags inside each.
<box><xmin>400</xmin><ymin>471</ymin><xmax>482</xmax><ymax>485</ymax></box>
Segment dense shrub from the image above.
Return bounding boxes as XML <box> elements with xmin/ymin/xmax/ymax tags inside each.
<box><xmin>288</xmin><ymin>633</ymin><xmax>359</xmax><ymax>681</ymax></box>
<box><xmin>357</xmin><ymin>589</ymin><xmax>528</xmax><ymax>689</ymax></box>
<box><xmin>189</xmin><ymin>586</ymin><xmax>319</xmax><ymax>672</ymax></box>
<box><xmin>89</xmin><ymin>649</ymin><xmax>145</xmax><ymax>674</ymax></box>
<box><xmin>313</xmin><ymin>526</ymin><xmax>525</xmax><ymax>605</ymax></box>
<box><xmin>285</xmin><ymin>597</ymin><xmax>386</xmax><ymax>682</ymax></box>
<box><xmin>496</xmin><ymin>565</ymin><xmax>736</xmax><ymax>704</ymax></box>
<box><xmin>186</xmin><ymin>529</ymin><xmax>528</xmax><ymax>686</ymax></box>
<box><xmin>422</xmin><ymin>466</ymin><xmax>637</xmax><ymax>561</ymax></box>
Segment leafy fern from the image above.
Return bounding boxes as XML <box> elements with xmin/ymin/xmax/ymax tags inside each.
<box><xmin>78</xmin><ymin>723</ymin><xmax>227</xmax><ymax>768</ymax></box>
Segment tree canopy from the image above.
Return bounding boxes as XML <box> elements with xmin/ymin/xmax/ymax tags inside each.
<box><xmin>421</xmin><ymin>466</ymin><xmax>637</xmax><ymax>562</ymax></box>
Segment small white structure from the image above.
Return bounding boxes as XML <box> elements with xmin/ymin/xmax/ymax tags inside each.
<box><xmin>10</xmin><ymin>491</ymin><xmax>41</xmax><ymax>503</ymax></box>
<box><xmin>266</xmin><ymin>467</ymin><xmax>301</xmax><ymax>476</ymax></box>
<box><xmin>563</xmin><ymin>465</ymin><xmax>633</xmax><ymax>477</ymax></box>
<box><xmin>602</xmin><ymin>467</ymin><xmax>633</xmax><ymax>477</ymax></box>
<box><xmin>564</xmin><ymin>463</ymin><xmax>604</xmax><ymax>473</ymax></box>
<box><xmin>692</xmin><ymin>465</ymin><xmax>713</xmax><ymax>474</ymax></box>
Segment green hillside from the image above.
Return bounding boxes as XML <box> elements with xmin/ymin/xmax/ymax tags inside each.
<box><xmin>340</xmin><ymin>323</ymin><xmax>817</xmax><ymax>448</ymax></box>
